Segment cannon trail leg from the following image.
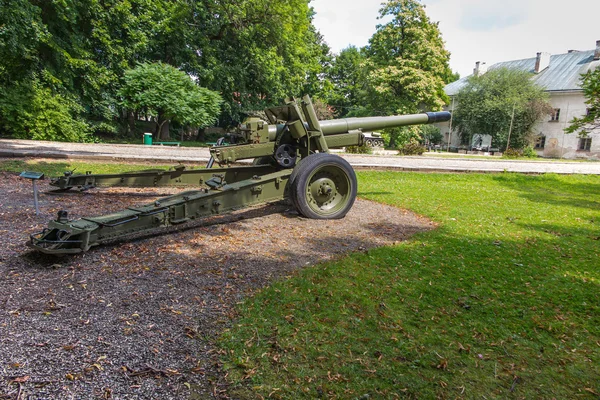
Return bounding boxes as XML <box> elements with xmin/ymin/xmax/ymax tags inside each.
<box><xmin>29</xmin><ymin>170</ymin><xmax>291</xmax><ymax>255</ymax></box>
<box><xmin>50</xmin><ymin>165</ymin><xmax>275</xmax><ymax>190</ymax></box>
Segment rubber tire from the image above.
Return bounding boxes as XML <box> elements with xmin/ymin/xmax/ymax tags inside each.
<box><xmin>286</xmin><ymin>156</ymin><xmax>307</xmax><ymax>212</ymax></box>
<box><xmin>290</xmin><ymin>153</ymin><xmax>357</xmax><ymax>219</ymax></box>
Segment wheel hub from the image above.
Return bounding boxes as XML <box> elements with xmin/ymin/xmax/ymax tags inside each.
<box><xmin>309</xmin><ymin>176</ymin><xmax>339</xmax><ymax>207</ymax></box>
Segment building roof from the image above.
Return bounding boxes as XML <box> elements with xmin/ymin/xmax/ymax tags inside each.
<box><xmin>445</xmin><ymin>49</ymin><xmax>600</xmax><ymax>96</ymax></box>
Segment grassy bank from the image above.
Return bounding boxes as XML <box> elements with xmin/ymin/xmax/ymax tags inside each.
<box><xmin>220</xmin><ymin>172</ymin><xmax>600</xmax><ymax>399</ymax></box>
<box><xmin>0</xmin><ymin>159</ymin><xmax>173</xmax><ymax>176</ymax></box>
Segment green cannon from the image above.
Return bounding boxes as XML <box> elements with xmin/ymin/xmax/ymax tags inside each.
<box><xmin>28</xmin><ymin>95</ymin><xmax>450</xmax><ymax>255</ymax></box>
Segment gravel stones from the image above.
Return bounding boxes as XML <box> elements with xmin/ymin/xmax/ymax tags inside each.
<box><xmin>0</xmin><ymin>172</ymin><xmax>433</xmax><ymax>398</ymax></box>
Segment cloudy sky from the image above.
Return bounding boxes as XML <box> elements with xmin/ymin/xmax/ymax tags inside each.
<box><xmin>311</xmin><ymin>0</ymin><xmax>600</xmax><ymax>77</ymax></box>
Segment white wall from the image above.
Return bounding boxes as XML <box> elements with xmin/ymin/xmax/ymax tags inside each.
<box><xmin>535</xmin><ymin>91</ymin><xmax>600</xmax><ymax>159</ymax></box>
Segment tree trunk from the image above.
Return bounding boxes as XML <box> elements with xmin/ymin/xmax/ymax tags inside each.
<box><xmin>159</xmin><ymin>120</ymin><xmax>170</xmax><ymax>140</ymax></box>
<box><xmin>155</xmin><ymin>111</ymin><xmax>170</xmax><ymax>140</ymax></box>
<box><xmin>128</xmin><ymin>111</ymin><xmax>136</xmax><ymax>135</ymax></box>
<box><xmin>196</xmin><ymin>128</ymin><xmax>206</xmax><ymax>142</ymax></box>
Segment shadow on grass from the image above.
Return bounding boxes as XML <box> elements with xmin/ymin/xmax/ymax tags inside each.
<box><xmin>218</xmin><ymin>227</ymin><xmax>600</xmax><ymax>399</ymax></box>
<box><xmin>519</xmin><ymin>222</ymin><xmax>600</xmax><ymax>239</ymax></box>
<box><xmin>493</xmin><ymin>174</ymin><xmax>600</xmax><ymax>210</ymax></box>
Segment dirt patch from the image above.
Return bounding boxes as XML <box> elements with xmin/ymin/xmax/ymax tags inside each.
<box><xmin>0</xmin><ymin>171</ymin><xmax>434</xmax><ymax>399</ymax></box>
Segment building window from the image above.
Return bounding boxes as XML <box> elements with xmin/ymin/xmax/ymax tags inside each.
<box><xmin>550</xmin><ymin>108</ymin><xmax>560</xmax><ymax>122</ymax></box>
<box><xmin>578</xmin><ymin>137</ymin><xmax>592</xmax><ymax>151</ymax></box>
<box><xmin>534</xmin><ymin>135</ymin><xmax>546</xmax><ymax>149</ymax></box>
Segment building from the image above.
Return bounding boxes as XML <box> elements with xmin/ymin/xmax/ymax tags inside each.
<box><xmin>439</xmin><ymin>40</ymin><xmax>600</xmax><ymax>159</ymax></box>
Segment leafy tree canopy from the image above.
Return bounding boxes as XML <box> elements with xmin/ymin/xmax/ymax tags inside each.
<box><xmin>119</xmin><ymin>63</ymin><xmax>222</xmax><ymax>139</ymax></box>
<box><xmin>324</xmin><ymin>46</ymin><xmax>367</xmax><ymax>117</ymax></box>
<box><xmin>453</xmin><ymin>68</ymin><xmax>552</xmax><ymax>150</ymax></box>
<box><xmin>364</xmin><ymin>0</ymin><xmax>452</xmax><ymax>115</ymax></box>
<box><xmin>565</xmin><ymin>67</ymin><xmax>600</xmax><ymax>135</ymax></box>
<box><xmin>187</xmin><ymin>0</ymin><xmax>328</xmax><ymax>124</ymax></box>
<box><xmin>0</xmin><ymin>0</ymin><xmax>456</xmax><ymax>143</ymax></box>
<box><xmin>0</xmin><ymin>0</ymin><xmax>325</xmax><ymax>139</ymax></box>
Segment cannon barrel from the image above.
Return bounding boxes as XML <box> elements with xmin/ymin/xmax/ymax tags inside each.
<box><xmin>319</xmin><ymin>111</ymin><xmax>451</xmax><ymax>135</ymax></box>
<box><xmin>213</xmin><ymin>97</ymin><xmax>451</xmax><ymax>164</ymax></box>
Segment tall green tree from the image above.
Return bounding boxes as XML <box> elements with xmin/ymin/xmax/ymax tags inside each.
<box><xmin>0</xmin><ymin>0</ymin><xmax>46</xmax><ymax>84</ymax></box>
<box><xmin>453</xmin><ymin>68</ymin><xmax>553</xmax><ymax>150</ymax></box>
<box><xmin>0</xmin><ymin>0</ymin><xmax>177</xmax><ymax>140</ymax></box>
<box><xmin>119</xmin><ymin>62</ymin><xmax>222</xmax><ymax>140</ymax></box>
<box><xmin>565</xmin><ymin>67</ymin><xmax>600</xmax><ymax>135</ymax></box>
<box><xmin>324</xmin><ymin>46</ymin><xmax>367</xmax><ymax>117</ymax></box>
<box><xmin>364</xmin><ymin>0</ymin><xmax>452</xmax><ymax>116</ymax></box>
<box><xmin>0</xmin><ymin>0</ymin><xmax>330</xmax><ymax>140</ymax></box>
<box><xmin>187</xmin><ymin>0</ymin><xmax>328</xmax><ymax>124</ymax></box>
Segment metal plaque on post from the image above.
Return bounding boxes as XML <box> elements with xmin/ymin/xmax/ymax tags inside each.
<box><xmin>20</xmin><ymin>171</ymin><xmax>45</xmax><ymax>215</ymax></box>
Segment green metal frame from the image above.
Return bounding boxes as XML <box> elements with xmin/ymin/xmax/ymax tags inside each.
<box><xmin>30</xmin><ymin>167</ymin><xmax>290</xmax><ymax>254</ymax></box>
<box><xmin>50</xmin><ymin>165</ymin><xmax>275</xmax><ymax>190</ymax></box>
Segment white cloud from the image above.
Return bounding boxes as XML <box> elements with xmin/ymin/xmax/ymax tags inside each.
<box><xmin>311</xmin><ymin>0</ymin><xmax>600</xmax><ymax>78</ymax></box>
<box><xmin>311</xmin><ymin>0</ymin><xmax>384</xmax><ymax>52</ymax></box>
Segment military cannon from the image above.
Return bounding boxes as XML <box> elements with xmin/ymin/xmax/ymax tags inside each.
<box><xmin>28</xmin><ymin>95</ymin><xmax>450</xmax><ymax>255</ymax></box>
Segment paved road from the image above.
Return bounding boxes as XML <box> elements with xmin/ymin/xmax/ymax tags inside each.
<box><xmin>1</xmin><ymin>138</ymin><xmax>600</xmax><ymax>174</ymax></box>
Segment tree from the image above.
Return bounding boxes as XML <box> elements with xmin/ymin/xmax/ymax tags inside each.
<box><xmin>363</xmin><ymin>0</ymin><xmax>452</xmax><ymax>116</ymax></box>
<box><xmin>565</xmin><ymin>67</ymin><xmax>600</xmax><ymax>135</ymax></box>
<box><xmin>420</xmin><ymin>124</ymin><xmax>443</xmax><ymax>145</ymax></box>
<box><xmin>0</xmin><ymin>0</ymin><xmax>330</xmax><ymax>139</ymax></box>
<box><xmin>0</xmin><ymin>0</ymin><xmax>179</xmax><ymax>139</ymax></box>
<box><xmin>119</xmin><ymin>63</ymin><xmax>222</xmax><ymax>140</ymax></box>
<box><xmin>324</xmin><ymin>46</ymin><xmax>367</xmax><ymax>117</ymax></box>
<box><xmin>187</xmin><ymin>0</ymin><xmax>328</xmax><ymax>125</ymax></box>
<box><xmin>453</xmin><ymin>68</ymin><xmax>553</xmax><ymax>150</ymax></box>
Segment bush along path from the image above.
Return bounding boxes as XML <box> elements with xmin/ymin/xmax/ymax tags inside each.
<box><xmin>220</xmin><ymin>172</ymin><xmax>600</xmax><ymax>399</ymax></box>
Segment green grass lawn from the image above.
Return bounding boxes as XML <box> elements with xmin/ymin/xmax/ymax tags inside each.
<box><xmin>220</xmin><ymin>172</ymin><xmax>600</xmax><ymax>399</ymax></box>
<box><xmin>0</xmin><ymin>159</ymin><xmax>173</xmax><ymax>176</ymax></box>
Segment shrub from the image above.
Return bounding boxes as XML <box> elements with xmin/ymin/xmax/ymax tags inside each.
<box><xmin>397</xmin><ymin>138</ymin><xmax>426</xmax><ymax>155</ymax></box>
<box><xmin>503</xmin><ymin>148</ymin><xmax>523</xmax><ymax>158</ymax></box>
<box><xmin>0</xmin><ymin>82</ymin><xmax>92</xmax><ymax>142</ymax></box>
<box><xmin>522</xmin><ymin>146</ymin><xmax>537</xmax><ymax>158</ymax></box>
<box><xmin>346</xmin><ymin>144</ymin><xmax>372</xmax><ymax>154</ymax></box>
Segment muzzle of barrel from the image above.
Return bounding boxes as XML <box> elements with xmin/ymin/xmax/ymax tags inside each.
<box><xmin>425</xmin><ymin>111</ymin><xmax>452</xmax><ymax>123</ymax></box>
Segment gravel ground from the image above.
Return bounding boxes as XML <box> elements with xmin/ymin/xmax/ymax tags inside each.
<box><xmin>0</xmin><ymin>172</ymin><xmax>434</xmax><ymax>399</ymax></box>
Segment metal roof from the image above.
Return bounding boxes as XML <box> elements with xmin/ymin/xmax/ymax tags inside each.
<box><xmin>445</xmin><ymin>49</ymin><xmax>600</xmax><ymax>96</ymax></box>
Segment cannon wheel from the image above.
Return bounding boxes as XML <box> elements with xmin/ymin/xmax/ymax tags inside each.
<box><xmin>289</xmin><ymin>153</ymin><xmax>357</xmax><ymax>219</ymax></box>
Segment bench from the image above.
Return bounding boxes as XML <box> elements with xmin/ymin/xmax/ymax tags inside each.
<box><xmin>153</xmin><ymin>141</ymin><xmax>181</xmax><ymax>147</ymax></box>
